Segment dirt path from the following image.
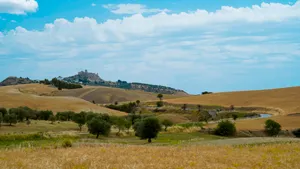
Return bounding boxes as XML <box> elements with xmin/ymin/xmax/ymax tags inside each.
<box><xmin>78</xmin><ymin>88</ymin><xmax>98</xmax><ymax>98</ymax></box>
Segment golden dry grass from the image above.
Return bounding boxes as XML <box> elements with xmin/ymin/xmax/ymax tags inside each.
<box><xmin>1</xmin><ymin>143</ymin><xmax>300</xmax><ymax>169</ymax></box>
<box><xmin>166</xmin><ymin>86</ymin><xmax>300</xmax><ymax>115</ymax></box>
<box><xmin>0</xmin><ymin>84</ymin><xmax>125</xmax><ymax>116</ymax></box>
<box><xmin>56</xmin><ymin>86</ymin><xmax>187</xmax><ymax>104</ymax></box>
<box><xmin>14</xmin><ymin>84</ymin><xmax>187</xmax><ymax>104</ymax></box>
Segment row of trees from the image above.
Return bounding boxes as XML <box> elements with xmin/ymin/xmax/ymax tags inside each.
<box><xmin>0</xmin><ymin>107</ymin><xmax>55</xmax><ymax>126</ymax></box>
<box><xmin>40</xmin><ymin>78</ymin><xmax>82</xmax><ymax>90</ymax></box>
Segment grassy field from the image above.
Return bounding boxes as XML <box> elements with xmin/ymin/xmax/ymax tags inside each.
<box><xmin>166</xmin><ymin>86</ymin><xmax>300</xmax><ymax>115</ymax></box>
<box><xmin>0</xmin><ymin>84</ymin><xmax>125</xmax><ymax>115</ymax></box>
<box><xmin>1</xmin><ymin>143</ymin><xmax>300</xmax><ymax>169</ymax></box>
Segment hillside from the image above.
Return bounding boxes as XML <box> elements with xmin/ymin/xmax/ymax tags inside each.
<box><xmin>0</xmin><ymin>76</ymin><xmax>37</xmax><ymax>86</ymax></box>
<box><xmin>166</xmin><ymin>86</ymin><xmax>300</xmax><ymax>115</ymax></box>
<box><xmin>63</xmin><ymin>70</ymin><xmax>187</xmax><ymax>95</ymax></box>
<box><xmin>17</xmin><ymin>84</ymin><xmax>187</xmax><ymax>104</ymax></box>
<box><xmin>0</xmin><ymin>84</ymin><xmax>125</xmax><ymax>116</ymax></box>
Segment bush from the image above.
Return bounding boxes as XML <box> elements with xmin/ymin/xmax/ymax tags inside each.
<box><xmin>292</xmin><ymin>129</ymin><xmax>300</xmax><ymax>138</ymax></box>
<box><xmin>177</xmin><ymin>122</ymin><xmax>203</xmax><ymax>128</ymax></box>
<box><xmin>214</xmin><ymin>120</ymin><xmax>236</xmax><ymax>136</ymax></box>
<box><xmin>156</xmin><ymin>101</ymin><xmax>164</xmax><ymax>108</ymax></box>
<box><xmin>265</xmin><ymin>119</ymin><xmax>281</xmax><ymax>136</ymax></box>
<box><xmin>62</xmin><ymin>140</ymin><xmax>72</xmax><ymax>148</ymax></box>
<box><xmin>135</xmin><ymin>117</ymin><xmax>162</xmax><ymax>143</ymax></box>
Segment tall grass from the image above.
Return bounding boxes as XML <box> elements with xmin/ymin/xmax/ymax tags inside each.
<box><xmin>0</xmin><ymin>143</ymin><xmax>299</xmax><ymax>168</ymax></box>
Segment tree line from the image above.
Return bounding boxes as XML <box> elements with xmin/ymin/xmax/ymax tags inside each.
<box><xmin>40</xmin><ymin>78</ymin><xmax>82</xmax><ymax>90</ymax></box>
<box><xmin>0</xmin><ymin>107</ymin><xmax>167</xmax><ymax>143</ymax></box>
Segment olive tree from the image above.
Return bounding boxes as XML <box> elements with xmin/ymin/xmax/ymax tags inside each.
<box><xmin>72</xmin><ymin>113</ymin><xmax>86</xmax><ymax>131</ymax></box>
<box><xmin>135</xmin><ymin>117</ymin><xmax>162</xmax><ymax>143</ymax></box>
<box><xmin>162</xmin><ymin>119</ymin><xmax>173</xmax><ymax>131</ymax></box>
<box><xmin>87</xmin><ymin>117</ymin><xmax>111</xmax><ymax>138</ymax></box>
<box><xmin>4</xmin><ymin>113</ymin><xmax>17</xmax><ymax>126</ymax></box>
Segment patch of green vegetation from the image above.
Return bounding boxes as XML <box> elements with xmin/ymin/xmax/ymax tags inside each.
<box><xmin>176</xmin><ymin>122</ymin><xmax>203</xmax><ymax>128</ymax></box>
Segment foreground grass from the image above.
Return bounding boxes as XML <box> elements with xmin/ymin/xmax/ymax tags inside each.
<box><xmin>1</xmin><ymin>143</ymin><xmax>300</xmax><ymax>169</ymax></box>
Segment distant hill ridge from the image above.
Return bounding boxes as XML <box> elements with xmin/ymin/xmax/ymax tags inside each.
<box><xmin>63</xmin><ymin>70</ymin><xmax>187</xmax><ymax>95</ymax></box>
<box><xmin>0</xmin><ymin>76</ymin><xmax>37</xmax><ymax>86</ymax></box>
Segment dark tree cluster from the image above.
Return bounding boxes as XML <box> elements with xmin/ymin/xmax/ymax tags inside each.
<box><xmin>202</xmin><ymin>91</ymin><xmax>213</xmax><ymax>95</ymax></box>
<box><xmin>105</xmin><ymin>102</ymin><xmax>137</xmax><ymax>113</ymax></box>
<box><xmin>51</xmin><ymin>78</ymin><xmax>82</xmax><ymax>90</ymax></box>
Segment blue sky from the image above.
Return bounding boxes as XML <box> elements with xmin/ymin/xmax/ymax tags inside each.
<box><xmin>0</xmin><ymin>0</ymin><xmax>300</xmax><ymax>94</ymax></box>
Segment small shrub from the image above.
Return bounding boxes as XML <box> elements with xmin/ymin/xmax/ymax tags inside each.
<box><xmin>265</xmin><ymin>119</ymin><xmax>281</xmax><ymax>136</ymax></box>
<box><xmin>214</xmin><ymin>120</ymin><xmax>236</xmax><ymax>136</ymax></box>
<box><xmin>62</xmin><ymin>140</ymin><xmax>72</xmax><ymax>148</ymax></box>
<box><xmin>292</xmin><ymin>129</ymin><xmax>300</xmax><ymax>138</ymax></box>
<box><xmin>162</xmin><ymin>119</ymin><xmax>173</xmax><ymax>131</ymax></box>
<box><xmin>156</xmin><ymin>101</ymin><xmax>164</xmax><ymax>108</ymax></box>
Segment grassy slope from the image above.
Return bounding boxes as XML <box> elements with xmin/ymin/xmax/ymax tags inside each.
<box><xmin>1</xmin><ymin>143</ymin><xmax>300</xmax><ymax>169</ymax></box>
<box><xmin>0</xmin><ymin>84</ymin><xmax>125</xmax><ymax>116</ymax></box>
<box><xmin>54</xmin><ymin>86</ymin><xmax>188</xmax><ymax>104</ymax></box>
<box><xmin>166</xmin><ymin>86</ymin><xmax>300</xmax><ymax>115</ymax></box>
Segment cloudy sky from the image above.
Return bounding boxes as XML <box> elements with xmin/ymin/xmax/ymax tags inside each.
<box><xmin>0</xmin><ymin>0</ymin><xmax>300</xmax><ymax>94</ymax></box>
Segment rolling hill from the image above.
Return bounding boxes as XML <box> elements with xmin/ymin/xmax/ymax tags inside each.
<box><xmin>166</xmin><ymin>86</ymin><xmax>300</xmax><ymax>115</ymax></box>
<box><xmin>0</xmin><ymin>84</ymin><xmax>125</xmax><ymax>116</ymax></box>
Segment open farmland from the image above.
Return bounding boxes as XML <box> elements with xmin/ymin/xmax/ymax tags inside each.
<box><xmin>0</xmin><ymin>84</ymin><xmax>125</xmax><ymax>116</ymax></box>
<box><xmin>1</xmin><ymin>143</ymin><xmax>300</xmax><ymax>169</ymax></box>
<box><xmin>166</xmin><ymin>86</ymin><xmax>300</xmax><ymax>115</ymax></box>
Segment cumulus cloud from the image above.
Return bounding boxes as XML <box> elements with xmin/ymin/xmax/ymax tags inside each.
<box><xmin>103</xmin><ymin>4</ymin><xmax>170</xmax><ymax>14</ymax></box>
<box><xmin>0</xmin><ymin>0</ymin><xmax>38</xmax><ymax>14</ymax></box>
<box><xmin>1</xmin><ymin>1</ymin><xmax>300</xmax><ymax>92</ymax></box>
<box><xmin>91</xmin><ymin>3</ymin><xmax>96</xmax><ymax>7</ymax></box>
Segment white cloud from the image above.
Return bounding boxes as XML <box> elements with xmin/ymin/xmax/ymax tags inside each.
<box><xmin>103</xmin><ymin>4</ymin><xmax>170</xmax><ymax>14</ymax></box>
<box><xmin>1</xmin><ymin>2</ymin><xmax>300</xmax><ymax>92</ymax></box>
<box><xmin>10</xmin><ymin>19</ymin><xmax>16</xmax><ymax>22</ymax></box>
<box><xmin>91</xmin><ymin>3</ymin><xmax>96</xmax><ymax>7</ymax></box>
<box><xmin>0</xmin><ymin>0</ymin><xmax>38</xmax><ymax>14</ymax></box>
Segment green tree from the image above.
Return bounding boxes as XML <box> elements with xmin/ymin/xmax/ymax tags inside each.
<box><xmin>182</xmin><ymin>104</ymin><xmax>187</xmax><ymax>112</ymax></box>
<box><xmin>87</xmin><ymin>117</ymin><xmax>111</xmax><ymax>138</ymax></box>
<box><xmin>0</xmin><ymin>114</ymin><xmax>3</xmax><ymax>127</ymax></box>
<box><xmin>39</xmin><ymin>110</ymin><xmax>54</xmax><ymax>120</ymax></box>
<box><xmin>136</xmin><ymin>100</ymin><xmax>141</xmax><ymax>106</ymax></box>
<box><xmin>112</xmin><ymin>117</ymin><xmax>128</xmax><ymax>134</ymax></box>
<box><xmin>124</xmin><ymin>119</ymin><xmax>132</xmax><ymax>133</ymax></box>
<box><xmin>197</xmin><ymin>105</ymin><xmax>202</xmax><ymax>112</ymax></box>
<box><xmin>4</xmin><ymin>114</ymin><xmax>17</xmax><ymax>126</ymax></box>
<box><xmin>135</xmin><ymin>117</ymin><xmax>162</xmax><ymax>143</ymax></box>
<box><xmin>265</xmin><ymin>119</ymin><xmax>281</xmax><ymax>136</ymax></box>
<box><xmin>161</xmin><ymin>119</ymin><xmax>173</xmax><ymax>131</ymax></box>
<box><xmin>0</xmin><ymin>107</ymin><xmax>7</xmax><ymax>117</ymax></box>
<box><xmin>72</xmin><ymin>113</ymin><xmax>86</xmax><ymax>131</ymax></box>
<box><xmin>157</xmin><ymin>93</ymin><xmax>163</xmax><ymax>101</ymax></box>
<box><xmin>49</xmin><ymin>115</ymin><xmax>56</xmax><ymax>124</ymax></box>
<box><xmin>198</xmin><ymin>111</ymin><xmax>211</xmax><ymax>123</ymax></box>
